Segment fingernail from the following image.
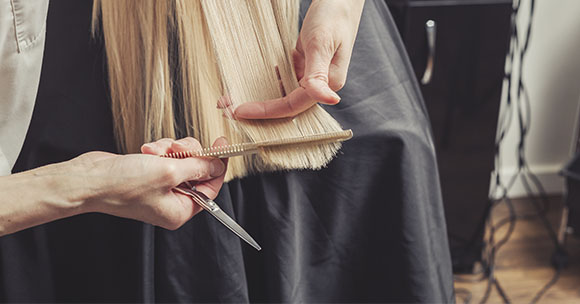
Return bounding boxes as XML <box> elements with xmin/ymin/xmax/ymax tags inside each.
<box><xmin>217</xmin><ymin>96</ymin><xmax>233</xmax><ymax>108</ymax></box>
<box><xmin>217</xmin><ymin>98</ymin><xmax>225</xmax><ymax>109</ymax></box>
<box><xmin>176</xmin><ymin>139</ymin><xmax>190</xmax><ymax>147</ymax></box>
<box><xmin>173</xmin><ymin>141</ymin><xmax>187</xmax><ymax>150</ymax></box>
<box><xmin>210</xmin><ymin>159</ymin><xmax>225</xmax><ymax>177</ymax></box>
<box><xmin>325</xmin><ymin>87</ymin><xmax>341</xmax><ymax>102</ymax></box>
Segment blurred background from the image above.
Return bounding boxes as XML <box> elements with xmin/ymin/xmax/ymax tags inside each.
<box><xmin>384</xmin><ymin>0</ymin><xmax>580</xmax><ymax>302</ymax></box>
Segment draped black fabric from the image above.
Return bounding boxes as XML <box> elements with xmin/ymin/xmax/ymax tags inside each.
<box><xmin>2</xmin><ymin>0</ymin><xmax>454</xmax><ymax>302</ymax></box>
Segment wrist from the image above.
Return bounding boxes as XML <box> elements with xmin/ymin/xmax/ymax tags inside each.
<box><xmin>28</xmin><ymin>161</ymin><xmax>93</xmax><ymax>217</ymax></box>
<box><xmin>308</xmin><ymin>0</ymin><xmax>365</xmax><ymax>27</ymax></box>
<box><xmin>0</xmin><ymin>161</ymin><xmax>90</xmax><ymax>236</ymax></box>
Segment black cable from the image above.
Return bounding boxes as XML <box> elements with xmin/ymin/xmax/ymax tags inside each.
<box><xmin>474</xmin><ymin>0</ymin><xmax>569</xmax><ymax>303</ymax></box>
<box><xmin>455</xmin><ymin>287</ymin><xmax>474</xmax><ymax>304</ymax></box>
<box><xmin>529</xmin><ymin>270</ymin><xmax>561</xmax><ymax>304</ymax></box>
<box><xmin>521</xmin><ymin>174</ymin><xmax>560</xmax><ymax>246</ymax></box>
<box><xmin>490</xmin><ymin>173</ymin><xmax>554</xmax><ymax>232</ymax></box>
<box><xmin>476</xmin><ymin>10</ymin><xmax>519</xmax><ymax>297</ymax></box>
<box><xmin>456</xmin><ymin>1</ymin><xmax>569</xmax><ymax>303</ymax></box>
<box><xmin>452</xmin><ymin>0</ymin><xmax>521</xmax><ymax>264</ymax></box>
<box><xmin>513</xmin><ymin>2</ymin><xmax>568</xmax><ymax>301</ymax></box>
<box><xmin>491</xmin><ymin>197</ymin><xmax>517</xmax><ymax>251</ymax></box>
<box><xmin>479</xmin><ymin>195</ymin><xmax>515</xmax><ymax>304</ymax></box>
<box><xmin>450</xmin><ymin>0</ymin><xmax>528</xmax><ymax>277</ymax></box>
<box><xmin>493</xmin><ymin>279</ymin><xmax>510</xmax><ymax>304</ymax></box>
<box><xmin>480</xmin><ymin>190</ymin><xmax>515</xmax><ymax>303</ymax></box>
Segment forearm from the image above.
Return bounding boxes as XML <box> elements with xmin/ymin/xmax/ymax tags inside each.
<box><xmin>0</xmin><ymin>162</ymin><xmax>88</xmax><ymax>236</ymax></box>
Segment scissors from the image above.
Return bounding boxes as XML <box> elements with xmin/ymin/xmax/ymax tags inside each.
<box><xmin>173</xmin><ymin>183</ymin><xmax>261</xmax><ymax>251</ymax></box>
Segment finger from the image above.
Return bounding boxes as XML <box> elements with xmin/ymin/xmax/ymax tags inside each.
<box><xmin>234</xmin><ymin>87</ymin><xmax>317</xmax><ymax>119</ymax></box>
<box><xmin>328</xmin><ymin>47</ymin><xmax>351</xmax><ymax>91</ymax></box>
<box><xmin>292</xmin><ymin>48</ymin><xmax>305</xmax><ymax>80</ymax></box>
<box><xmin>217</xmin><ymin>96</ymin><xmax>233</xmax><ymax>109</ymax></box>
<box><xmin>141</xmin><ymin>138</ymin><xmax>174</xmax><ymax>155</ymax></box>
<box><xmin>195</xmin><ymin>137</ymin><xmax>229</xmax><ymax>200</ymax></box>
<box><xmin>155</xmin><ymin>193</ymin><xmax>203</xmax><ymax>230</ymax></box>
<box><xmin>171</xmin><ymin>137</ymin><xmax>202</xmax><ymax>153</ymax></box>
<box><xmin>300</xmin><ymin>36</ymin><xmax>341</xmax><ymax>104</ymax></box>
<box><xmin>172</xmin><ymin>191</ymin><xmax>204</xmax><ymax>223</ymax></box>
<box><xmin>218</xmin><ymin>96</ymin><xmax>236</xmax><ymax>119</ymax></box>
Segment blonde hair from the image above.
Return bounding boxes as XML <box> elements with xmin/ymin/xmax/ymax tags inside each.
<box><xmin>93</xmin><ymin>0</ymin><xmax>344</xmax><ymax>180</ymax></box>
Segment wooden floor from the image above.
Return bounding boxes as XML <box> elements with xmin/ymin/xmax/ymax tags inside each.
<box><xmin>454</xmin><ymin>196</ymin><xmax>580</xmax><ymax>303</ymax></box>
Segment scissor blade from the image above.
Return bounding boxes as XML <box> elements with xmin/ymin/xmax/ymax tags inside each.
<box><xmin>174</xmin><ymin>187</ymin><xmax>261</xmax><ymax>251</ymax></box>
<box><xmin>208</xmin><ymin>208</ymin><xmax>262</xmax><ymax>251</ymax></box>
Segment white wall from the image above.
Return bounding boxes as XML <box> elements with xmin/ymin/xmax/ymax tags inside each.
<box><xmin>494</xmin><ymin>0</ymin><xmax>580</xmax><ymax>198</ymax></box>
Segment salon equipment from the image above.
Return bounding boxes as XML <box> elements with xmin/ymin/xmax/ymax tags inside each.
<box><xmin>386</xmin><ymin>0</ymin><xmax>512</xmax><ymax>272</ymax></box>
<box><xmin>162</xmin><ymin>129</ymin><xmax>353</xmax><ymax>159</ymax></box>
<box><xmin>174</xmin><ymin>185</ymin><xmax>261</xmax><ymax>251</ymax></box>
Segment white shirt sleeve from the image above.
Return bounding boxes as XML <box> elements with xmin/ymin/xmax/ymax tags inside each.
<box><xmin>0</xmin><ymin>0</ymin><xmax>49</xmax><ymax>175</ymax></box>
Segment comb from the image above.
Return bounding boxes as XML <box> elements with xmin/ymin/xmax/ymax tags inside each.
<box><xmin>162</xmin><ymin>129</ymin><xmax>353</xmax><ymax>159</ymax></box>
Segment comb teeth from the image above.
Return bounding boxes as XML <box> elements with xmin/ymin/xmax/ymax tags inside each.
<box><xmin>166</xmin><ymin>150</ymin><xmax>196</xmax><ymax>159</ymax></box>
<box><xmin>200</xmin><ymin>143</ymin><xmax>251</xmax><ymax>157</ymax></box>
<box><xmin>162</xmin><ymin>143</ymin><xmax>254</xmax><ymax>159</ymax></box>
<box><xmin>162</xmin><ymin>150</ymin><xmax>195</xmax><ymax>159</ymax></box>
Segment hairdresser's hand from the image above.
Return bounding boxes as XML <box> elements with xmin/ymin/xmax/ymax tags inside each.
<box><xmin>0</xmin><ymin>137</ymin><xmax>229</xmax><ymax>236</ymax></box>
<box><xmin>232</xmin><ymin>0</ymin><xmax>365</xmax><ymax>119</ymax></box>
<box><xmin>78</xmin><ymin>137</ymin><xmax>228</xmax><ymax>230</ymax></box>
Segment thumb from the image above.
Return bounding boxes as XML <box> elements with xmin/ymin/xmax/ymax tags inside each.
<box><xmin>300</xmin><ymin>38</ymin><xmax>341</xmax><ymax>105</ymax></box>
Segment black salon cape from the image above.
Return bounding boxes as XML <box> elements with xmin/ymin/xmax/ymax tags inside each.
<box><xmin>1</xmin><ymin>0</ymin><xmax>453</xmax><ymax>302</ymax></box>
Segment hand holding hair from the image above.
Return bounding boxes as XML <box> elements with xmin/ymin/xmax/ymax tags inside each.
<box><xmin>232</xmin><ymin>0</ymin><xmax>365</xmax><ymax>119</ymax></box>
